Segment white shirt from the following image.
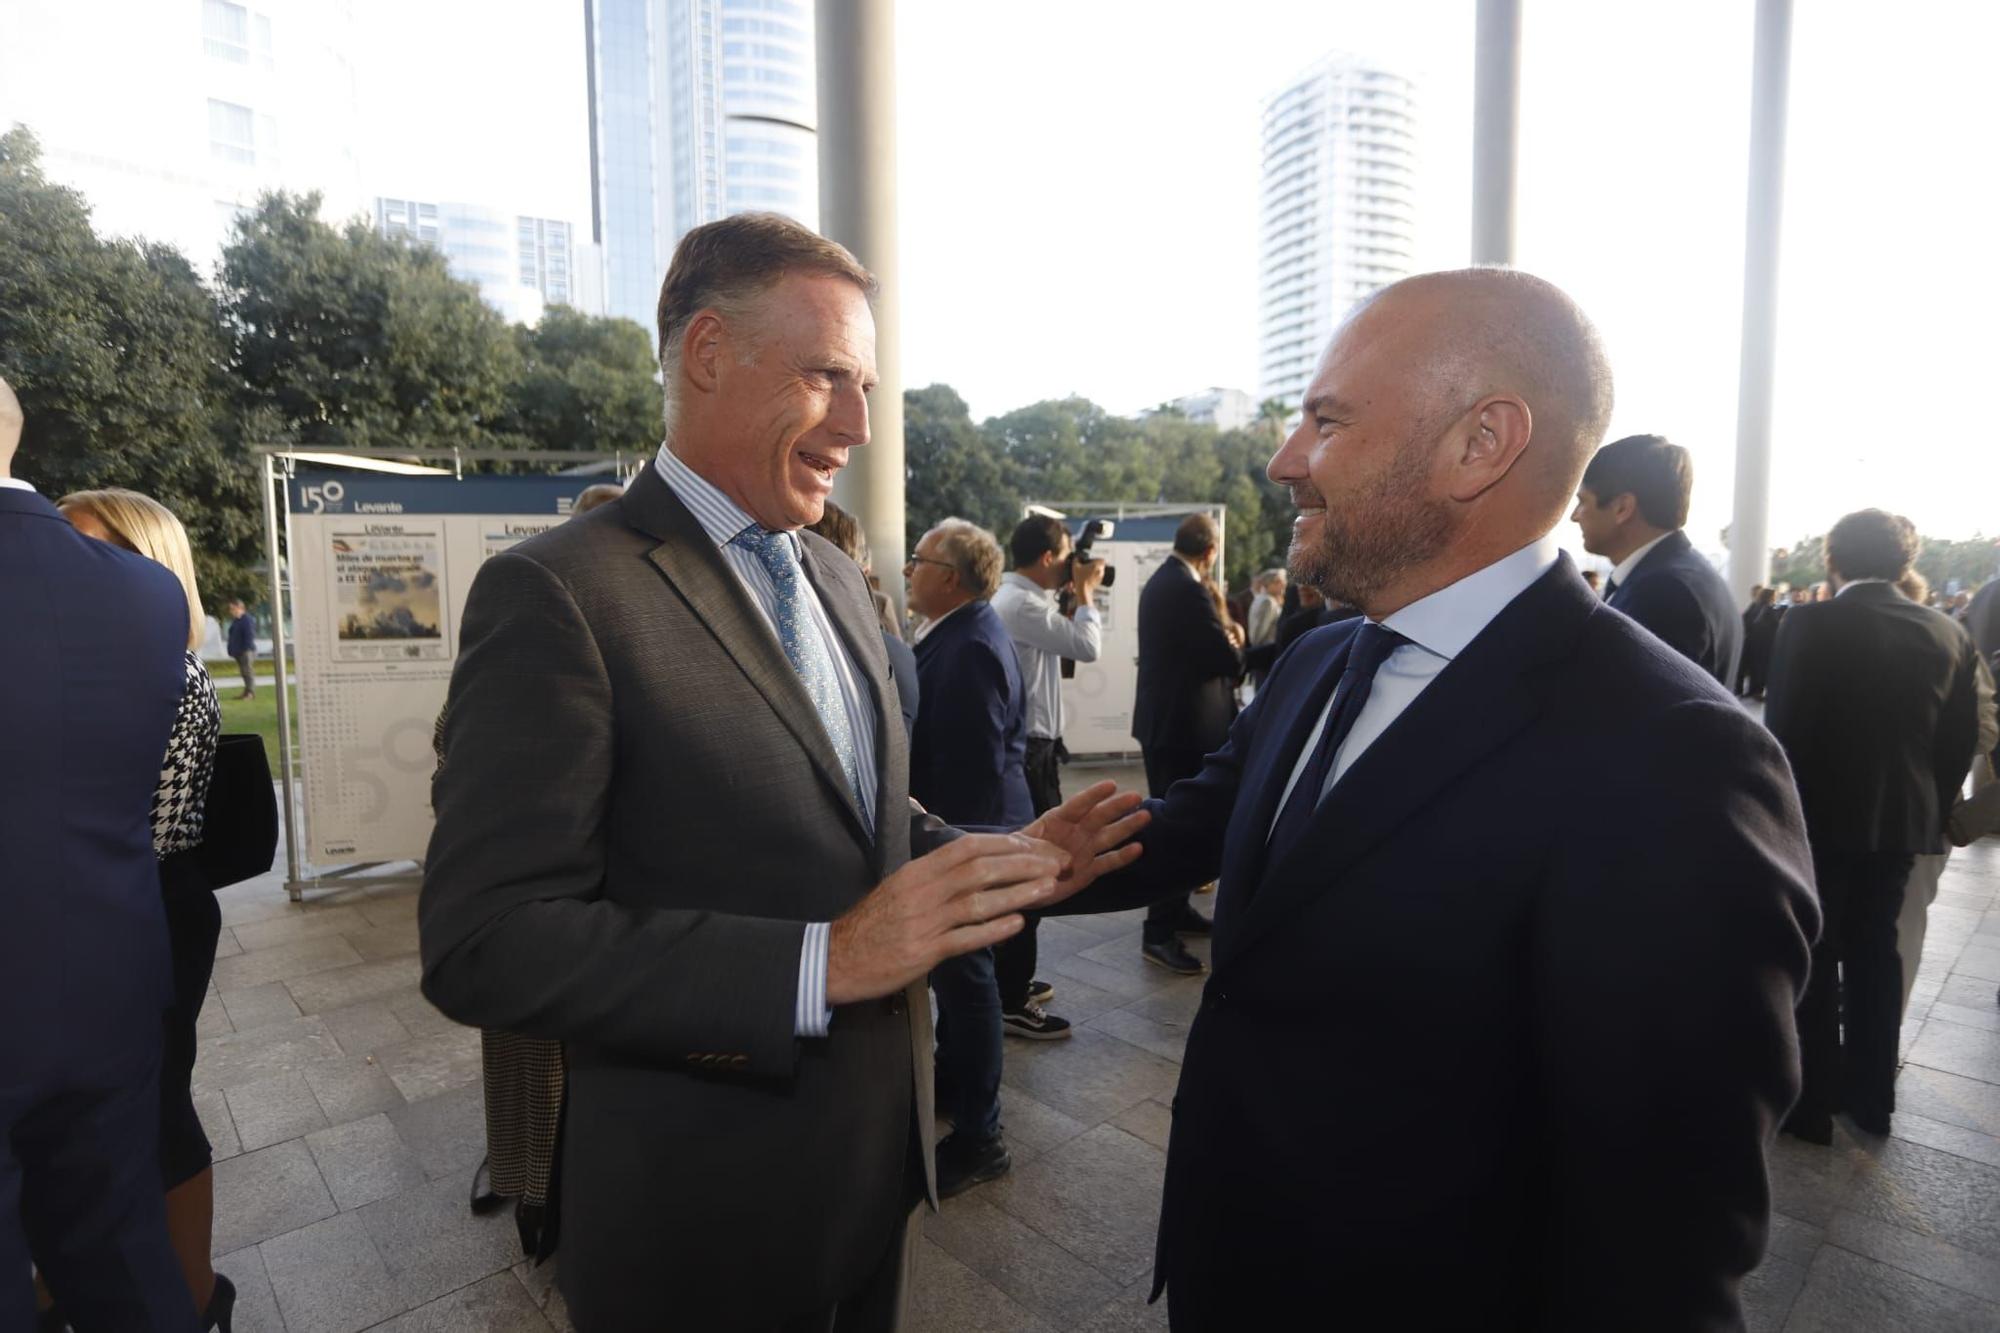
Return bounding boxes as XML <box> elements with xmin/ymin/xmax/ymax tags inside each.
<box><xmin>1607</xmin><ymin>531</ymin><xmax>1673</xmax><ymax>593</ymax></box>
<box><xmin>0</xmin><ymin>478</ymin><xmax>35</xmax><ymax>492</ymax></box>
<box><xmin>1248</xmin><ymin>591</ymin><xmax>1282</xmax><ymax>648</ymax></box>
<box><xmin>1835</xmin><ymin>578</ymin><xmax>1891</xmax><ymax>596</ymax></box>
<box><xmin>991</xmin><ymin>571</ymin><xmax>1102</xmax><ymax>740</ymax></box>
<box><xmin>1272</xmin><ymin>534</ymin><xmax>1561</xmax><ymax>824</ymax></box>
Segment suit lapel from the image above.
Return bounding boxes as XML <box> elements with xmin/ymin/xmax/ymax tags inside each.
<box><xmin>1208</xmin><ymin>626</ymin><xmax>1357</xmax><ymax>946</ymax></box>
<box><xmin>622</xmin><ymin>467</ymin><xmax>873</xmax><ymax>846</ymax></box>
<box><xmin>1217</xmin><ymin>562</ymin><xmax>1595</xmax><ymax>968</ymax></box>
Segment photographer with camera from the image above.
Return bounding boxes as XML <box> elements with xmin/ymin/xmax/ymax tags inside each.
<box><xmin>988</xmin><ymin>514</ymin><xmax>1107</xmax><ymax>1039</ymax></box>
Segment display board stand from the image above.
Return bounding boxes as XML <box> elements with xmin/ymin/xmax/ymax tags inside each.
<box><xmin>257</xmin><ymin>448</ymin><xmax>636</xmax><ymax>901</ymax></box>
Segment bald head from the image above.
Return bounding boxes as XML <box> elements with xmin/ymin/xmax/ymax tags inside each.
<box><xmin>1269</xmin><ymin>268</ymin><xmax>1613</xmax><ymax>616</ymax></box>
<box><xmin>0</xmin><ymin>375</ymin><xmax>21</xmax><ymax>479</ymax></box>
<box><xmin>1349</xmin><ymin>268</ymin><xmax>1614</xmax><ymax>520</ymax></box>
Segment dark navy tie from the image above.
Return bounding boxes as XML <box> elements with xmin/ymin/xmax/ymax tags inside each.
<box><xmin>1264</xmin><ymin>621</ymin><xmax>1409</xmax><ymax>870</ymax></box>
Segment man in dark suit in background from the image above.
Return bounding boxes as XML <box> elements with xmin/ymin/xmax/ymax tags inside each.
<box><xmin>1131</xmin><ymin>513</ymin><xmax>1242</xmax><ymax>976</ymax></box>
<box><xmin>1044</xmin><ymin>270</ymin><xmax>1818</xmax><ymax>1329</ymax></box>
<box><xmin>1572</xmin><ymin>433</ymin><xmax>1743</xmax><ymax>686</ymax></box>
<box><xmin>905</xmin><ymin>517</ymin><xmax>1035</xmax><ymax>1194</ymax></box>
<box><xmin>810</xmin><ymin>500</ymin><xmax>917</xmax><ymax>745</ymax></box>
<box><xmin>0</xmin><ymin>375</ymin><xmax>198</xmax><ymax>1331</ymax></box>
<box><xmin>420</xmin><ymin>216</ymin><xmax>1140</xmax><ymax>1330</ymax></box>
<box><xmin>1765</xmin><ymin>510</ymin><xmax>1981</xmax><ymax>1141</ymax></box>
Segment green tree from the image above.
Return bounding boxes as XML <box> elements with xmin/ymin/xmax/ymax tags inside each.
<box><xmin>0</xmin><ymin>125</ymin><xmax>262</xmax><ymax>604</ymax></box>
<box><xmin>504</xmin><ymin>306</ymin><xmax>661</xmax><ymax>455</ymax></box>
<box><xmin>904</xmin><ymin>383</ymin><xmax>1015</xmax><ymax>538</ymax></box>
<box><xmin>219</xmin><ymin>192</ymin><xmax>520</xmax><ymax>451</ymax></box>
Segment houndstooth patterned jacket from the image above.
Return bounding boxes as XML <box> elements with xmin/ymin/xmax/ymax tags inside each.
<box><xmin>152</xmin><ymin>650</ymin><xmax>220</xmax><ymax>857</ymax></box>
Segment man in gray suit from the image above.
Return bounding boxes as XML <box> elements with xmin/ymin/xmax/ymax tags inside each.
<box><xmin>419</xmin><ymin>214</ymin><xmax>1142</xmax><ymax>1331</ymax></box>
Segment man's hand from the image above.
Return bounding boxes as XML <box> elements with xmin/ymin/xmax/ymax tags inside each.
<box><xmin>826</xmin><ymin>834</ymin><xmax>1065</xmax><ymax>1006</ymax></box>
<box><xmin>1022</xmin><ymin>780</ymin><xmax>1149</xmax><ymax>904</ymax></box>
<box><xmin>1070</xmin><ymin>556</ymin><xmax>1105</xmax><ymax>606</ymax></box>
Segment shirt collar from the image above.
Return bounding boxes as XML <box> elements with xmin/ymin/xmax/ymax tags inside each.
<box><xmin>653</xmin><ymin>442</ymin><xmax>798</xmax><ymax>556</ymax></box>
<box><xmin>1836</xmin><ymin>577</ymin><xmax>1892</xmax><ymax>597</ymax></box>
<box><xmin>1001</xmin><ymin>570</ymin><xmax>1050</xmax><ymax>600</ymax></box>
<box><xmin>1378</xmin><ymin>532</ymin><xmax>1561</xmax><ymax>662</ymax></box>
<box><xmin>1609</xmin><ymin>530</ymin><xmax>1674</xmax><ymax>587</ymax></box>
<box><xmin>0</xmin><ymin>477</ymin><xmax>36</xmax><ymax>492</ymax></box>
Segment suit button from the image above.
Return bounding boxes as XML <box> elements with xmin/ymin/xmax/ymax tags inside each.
<box><xmin>885</xmin><ymin>994</ymin><xmax>906</xmax><ymax>1016</ymax></box>
<box><xmin>1207</xmin><ymin>989</ymin><xmax>1228</xmax><ymax>1011</ymax></box>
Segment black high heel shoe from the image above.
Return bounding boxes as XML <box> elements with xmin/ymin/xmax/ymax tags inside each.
<box><xmin>204</xmin><ymin>1273</ymin><xmax>237</xmax><ymax>1333</ymax></box>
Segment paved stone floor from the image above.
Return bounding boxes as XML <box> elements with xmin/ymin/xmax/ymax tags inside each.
<box><xmin>197</xmin><ymin>770</ymin><xmax>2000</xmax><ymax>1331</ymax></box>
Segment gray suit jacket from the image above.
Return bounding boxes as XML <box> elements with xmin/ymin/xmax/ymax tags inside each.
<box><xmin>420</xmin><ymin>462</ymin><xmax>945</xmax><ymax>1327</ymax></box>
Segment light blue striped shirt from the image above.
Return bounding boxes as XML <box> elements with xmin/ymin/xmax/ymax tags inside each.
<box><xmin>654</xmin><ymin>443</ymin><xmax>881</xmax><ymax>1038</ymax></box>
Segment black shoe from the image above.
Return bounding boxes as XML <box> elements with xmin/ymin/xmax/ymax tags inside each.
<box><xmin>1001</xmin><ymin>1002</ymin><xmax>1072</xmax><ymax>1041</ymax></box>
<box><xmin>1026</xmin><ymin>979</ymin><xmax>1055</xmax><ymax>1007</ymax></box>
<box><xmin>1142</xmin><ymin>938</ymin><xmax>1206</xmax><ymax>976</ymax></box>
<box><xmin>935</xmin><ymin>1130</ymin><xmax>1011</xmax><ymax>1198</ymax></box>
<box><xmin>204</xmin><ymin>1273</ymin><xmax>237</xmax><ymax>1333</ymax></box>
<box><xmin>1781</xmin><ymin>1110</ymin><xmax>1834</xmax><ymax>1145</ymax></box>
<box><xmin>1168</xmin><ymin>905</ymin><xmax>1212</xmax><ymax>936</ymax></box>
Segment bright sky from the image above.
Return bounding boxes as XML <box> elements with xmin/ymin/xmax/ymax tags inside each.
<box><xmin>357</xmin><ymin>0</ymin><xmax>1998</xmax><ymax>545</ymax></box>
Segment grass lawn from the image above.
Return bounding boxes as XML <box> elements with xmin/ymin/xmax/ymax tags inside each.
<box><xmin>208</xmin><ymin>675</ymin><xmax>298</xmax><ymax>769</ymax></box>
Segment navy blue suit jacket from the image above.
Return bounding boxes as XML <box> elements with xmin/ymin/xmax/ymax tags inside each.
<box><xmin>1</xmin><ymin>486</ymin><xmax>186</xmax><ymax>1082</ymax></box>
<box><xmin>1059</xmin><ymin>555</ymin><xmax>1818</xmax><ymax>1329</ymax></box>
<box><xmin>910</xmin><ymin>600</ymin><xmax>1032</xmax><ymax>827</ymax></box>
<box><xmin>1608</xmin><ymin>528</ymin><xmax>1744</xmax><ymax>688</ymax></box>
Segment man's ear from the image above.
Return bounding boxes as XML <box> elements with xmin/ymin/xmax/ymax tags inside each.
<box><xmin>679</xmin><ymin>310</ymin><xmax>727</xmax><ymax>397</ymax></box>
<box><xmin>1445</xmin><ymin>395</ymin><xmax>1532</xmax><ymax>503</ymax></box>
<box><xmin>1606</xmin><ymin>491</ymin><xmax>1639</xmax><ymax>526</ymax></box>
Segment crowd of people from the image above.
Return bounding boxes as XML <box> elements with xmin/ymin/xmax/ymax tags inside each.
<box><xmin>5</xmin><ymin>208</ymin><xmax>1998</xmax><ymax>1331</ymax></box>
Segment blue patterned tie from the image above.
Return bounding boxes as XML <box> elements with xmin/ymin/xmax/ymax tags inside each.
<box><xmin>735</xmin><ymin>526</ymin><xmax>865</xmax><ymax>810</ymax></box>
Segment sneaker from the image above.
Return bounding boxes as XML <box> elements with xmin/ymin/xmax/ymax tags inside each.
<box><xmin>1025</xmin><ymin>979</ymin><xmax>1056</xmax><ymax>1007</ymax></box>
<box><xmin>1001</xmin><ymin>1002</ymin><xmax>1072</xmax><ymax>1041</ymax></box>
<box><xmin>1142</xmin><ymin>938</ymin><xmax>1206</xmax><ymax>976</ymax></box>
<box><xmin>935</xmin><ymin>1130</ymin><xmax>1011</xmax><ymax>1198</ymax></box>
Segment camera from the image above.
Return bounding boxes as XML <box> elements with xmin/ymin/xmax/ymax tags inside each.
<box><xmin>1062</xmin><ymin>518</ymin><xmax>1117</xmax><ymax>592</ymax></box>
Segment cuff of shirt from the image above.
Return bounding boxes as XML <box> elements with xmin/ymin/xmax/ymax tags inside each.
<box><xmin>1076</xmin><ymin>604</ymin><xmax>1102</xmax><ymax>625</ymax></box>
<box><xmin>795</xmin><ymin>921</ymin><xmax>834</xmax><ymax>1038</ymax></box>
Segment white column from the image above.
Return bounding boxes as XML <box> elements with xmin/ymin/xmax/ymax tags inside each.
<box><xmin>817</xmin><ymin>0</ymin><xmax>905</xmax><ymax>614</ymax></box>
<box><xmin>1727</xmin><ymin>0</ymin><xmax>1794</xmax><ymax>603</ymax></box>
<box><xmin>1471</xmin><ymin>0</ymin><xmax>1522</xmax><ymax>265</ymax></box>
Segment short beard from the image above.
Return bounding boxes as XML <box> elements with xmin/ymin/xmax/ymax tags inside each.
<box><xmin>1290</xmin><ymin>446</ymin><xmax>1454</xmax><ymax>610</ymax></box>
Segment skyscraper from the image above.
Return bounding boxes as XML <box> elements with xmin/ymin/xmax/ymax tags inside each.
<box><xmin>584</xmin><ymin>0</ymin><xmax>818</xmax><ymax>341</ymax></box>
<box><xmin>1257</xmin><ymin>54</ymin><xmax>1417</xmax><ymax>409</ymax></box>
<box><xmin>374</xmin><ymin>199</ymin><xmax>576</xmax><ymax>325</ymax></box>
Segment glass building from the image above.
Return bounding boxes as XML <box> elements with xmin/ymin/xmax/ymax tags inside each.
<box><xmin>584</xmin><ymin>0</ymin><xmax>818</xmax><ymax>343</ymax></box>
<box><xmin>1257</xmin><ymin>54</ymin><xmax>1418</xmax><ymax>408</ymax></box>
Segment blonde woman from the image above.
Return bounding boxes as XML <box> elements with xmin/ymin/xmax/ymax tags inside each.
<box><xmin>59</xmin><ymin>489</ymin><xmax>233</xmax><ymax>1332</ymax></box>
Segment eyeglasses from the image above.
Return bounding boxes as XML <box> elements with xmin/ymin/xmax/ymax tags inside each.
<box><xmin>905</xmin><ymin>553</ymin><xmax>953</xmax><ymax>570</ymax></box>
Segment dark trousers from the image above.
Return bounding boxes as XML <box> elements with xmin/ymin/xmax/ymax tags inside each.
<box><xmin>1796</xmin><ymin>848</ymin><xmax>1917</xmax><ymax>1122</ymax></box>
<box><xmin>1</xmin><ymin>1044</ymin><xmax>199</xmax><ymax>1333</ymax></box>
<box><xmin>995</xmin><ymin>738</ymin><xmax>1064</xmax><ymax>1011</ymax></box>
<box><xmin>930</xmin><ymin>948</ymin><xmax>1002</xmax><ymax>1140</ymax></box>
<box><xmin>1141</xmin><ymin>746</ymin><xmax>1207</xmax><ymax>944</ymax></box>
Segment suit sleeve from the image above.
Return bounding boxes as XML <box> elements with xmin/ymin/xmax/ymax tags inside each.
<box><xmin>420</xmin><ymin>551</ymin><xmax>807</xmax><ymax>1076</ymax></box>
<box><xmin>1535</xmin><ymin>699</ymin><xmax>1818</xmax><ymax>1327</ymax></box>
<box><xmin>1045</xmin><ymin>651</ymin><xmax>1279</xmax><ymax>917</ymax></box>
<box><xmin>1935</xmin><ymin>636</ymin><xmax>1983</xmax><ymax>817</ymax></box>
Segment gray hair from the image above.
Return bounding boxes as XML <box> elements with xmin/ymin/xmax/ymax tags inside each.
<box><xmin>929</xmin><ymin>518</ymin><xmax>1004</xmax><ymax>601</ymax></box>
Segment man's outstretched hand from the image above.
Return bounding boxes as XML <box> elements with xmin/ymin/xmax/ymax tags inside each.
<box><xmin>1022</xmin><ymin>780</ymin><xmax>1149</xmax><ymax>904</ymax></box>
<box><xmin>826</xmin><ymin>833</ymin><xmax>1065</xmax><ymax>1006</ymax></box>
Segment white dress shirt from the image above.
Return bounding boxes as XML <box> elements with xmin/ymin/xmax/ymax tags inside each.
<box><xmin>990</xmin><ymin>571</ymin><xmax>1102</xmax><ymax>740</ymax></box>
<box><xmin>1835</xmin><ymin>578</ymin><xmax>1891</xmax><ymax>596</ymax></box>
<box><xmin>1272</xmin><ymin>533</ymin><xmax>1561</xmax><ymax>825</ymax></box>
<box><xmin>0</xmin><ymin>478</ymin><xmax>36</xmax><ymax>492</ymax></box>
<box><xmin>1606</xmin><ymin>531</ymin><xmax>1672</xmax><ymax>594</ymax></box>
<box><xmin>652</xmin><ymin>443</ymin><xmax>880</xmax><ymax>1038</ymax></box>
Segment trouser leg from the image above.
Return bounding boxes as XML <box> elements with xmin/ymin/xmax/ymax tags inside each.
<box><xmin>928</xmin><ymin>950</ymin><xmax>1001</xmax><ymax>1140</ymax></box>
<box><xmin>1794</xmin><ymin>852</ymin><xmax>1848</xmax><ymax>1124</ymax></box>
<box><xmin>1141</xmin><ymin>747</ymin><xmax>1205</xmax><ymax>944</ymax></box>
<box><xmin>1845</xmin><ymin>851</ymin><xmax>1917</xmax><ymax>1117</ymax></box>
